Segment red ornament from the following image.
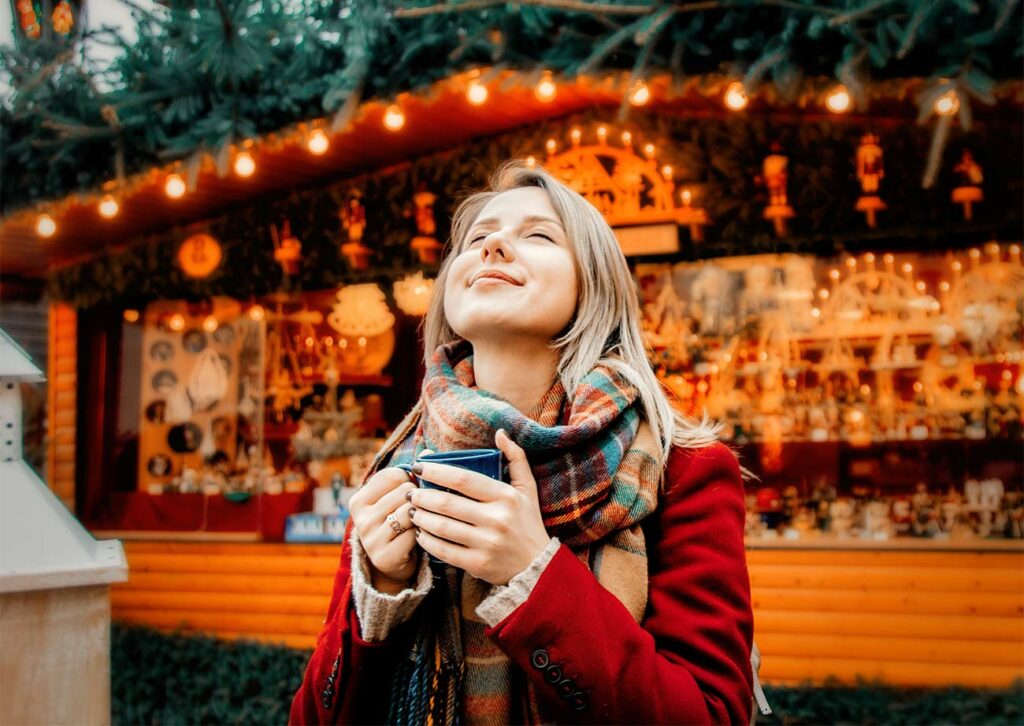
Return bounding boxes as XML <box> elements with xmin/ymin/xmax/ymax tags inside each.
<box><xmin>51</xmin><ymin>0</ymin><xmax>74</xmax><ymax>36</ymax></box>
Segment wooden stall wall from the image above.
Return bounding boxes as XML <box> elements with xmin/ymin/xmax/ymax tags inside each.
<box><xmin>47</xmin><ymin>303</ymin><xmax>76</xmax><ymax>511</ymax></box>
<box><xmin>110</xmin><ymin>542</ymin><xmax>1024</xmax><ymax>687</ymax></box>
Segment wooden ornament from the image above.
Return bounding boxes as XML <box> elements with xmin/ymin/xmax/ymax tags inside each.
<box><xmin>761</xmin><ymin>144</ymin><xmax>794</xmax><ymax>237</ymax></box>
<box><xmin>409</xmin><ymin>183</ymin><xmax>442</xmax><ymax>264</ymax></box>
<box><xmin>270</xmin><ymin>220</ymin><xmax>302</xmax><ymax>275</ymax></box>
<box><xmin>855</xmin><ymin>133</ymin><xmax>886</xmax><ymax>228</ymax></box>
<box><xmin>339</xmin><ymin>190</ymin><xmax>372</xmax><ymax>270</ymax></box>
<box><xmin>177</xmin><ymin>233</ymin><xmax>223</xmax><ymax>279</ymax></box>
<box><xmin>951</xmin><ymin>149</ymin><xmax>983</xmax><ymax>221</ymax></box>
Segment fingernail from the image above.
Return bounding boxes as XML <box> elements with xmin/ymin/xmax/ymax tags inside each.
<box><xmin>405</xmin><ymin>491</ymin><xmax>413</xmax><ymax>502</ymax></box>
<box><xmin>409</xmin><ymin>507</ymin><xmax>417</xmax><ymax>518</ymax></box>
<box><xmin>411</xmin><ymin>463</ymin><xmax>423</xmax><ymax>475</ymax></box>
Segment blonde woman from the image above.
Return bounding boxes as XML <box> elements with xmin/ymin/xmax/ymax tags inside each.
<box><xmin>291</xmin><ymin>161</ymin><xmax>767</xmax><ymax>725</ymax></box>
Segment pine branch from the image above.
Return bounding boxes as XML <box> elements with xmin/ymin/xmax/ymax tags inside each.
<box><xmin>394</xmin><ymin>0</ymin><xmax>657</xmax><ymax>19</ymax></box>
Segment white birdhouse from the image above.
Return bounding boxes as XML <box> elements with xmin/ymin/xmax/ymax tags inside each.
<box><xmin>0</xmin><ymin>327</ymin><xmax>128</xmax><ymax>725</ymax></box>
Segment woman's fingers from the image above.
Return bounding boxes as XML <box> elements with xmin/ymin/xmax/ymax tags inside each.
<box><xmin>410</xmin><ymin>506</ymin><xmax>485</xmax><ymax>549</ymax></box>
<box><xmin>409</xmin><ymin>488</ymin><xmax>490</xmax><ymax>526</ymax></box>
<box><xmin>367</xmin><ymin>481</ymin><xmax>417</xmax><ymax>528</ymax></box>
<box><xmin>413</xmin><ymin>462</ymin><xmax>507</xmax><ymax>502</ymax></box>
<box><xmin>352</xmin><ymin>466</ymin><xmax>412</xmax><ymax>508</ymax></box>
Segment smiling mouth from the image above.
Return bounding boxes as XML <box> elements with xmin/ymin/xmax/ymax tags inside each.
<box><xmin>470</xmin><ymin>272</ymin><xmax>522</xmax><ymax>286</ymax></box>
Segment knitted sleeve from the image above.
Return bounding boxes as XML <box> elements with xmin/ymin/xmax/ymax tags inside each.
<box><xmin>349</xmin><ymin>526</ymin><xmax>433</xmax><ymax>642</ymax></box>
<box><xmin>475</xmin><ymin>536</ymin><xmax>561</xmax><ymax>627</ymax></box>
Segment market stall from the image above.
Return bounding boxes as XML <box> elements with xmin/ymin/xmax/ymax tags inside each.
<box><xmin>2</xmin><ymin>0</ymin><xmax>1021</xmax><ymax>690</ymax></box>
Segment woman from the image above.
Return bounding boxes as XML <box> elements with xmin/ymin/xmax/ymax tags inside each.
<box><xmin>290</xmin><ymin>161</ymin><xmax>767</xmax><ymax>725</ymax></box>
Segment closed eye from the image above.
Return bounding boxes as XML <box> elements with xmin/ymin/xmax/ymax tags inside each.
<box><xmin>529</xmin><ymin>232</ymin><xmax>555</xmax><ymax>242</ymax></box>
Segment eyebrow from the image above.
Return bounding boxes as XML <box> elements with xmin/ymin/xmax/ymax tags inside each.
<box><xmin>471</xmin><ymin>214</ymin><xmax>563</xmax><ymax>229</ymax></box>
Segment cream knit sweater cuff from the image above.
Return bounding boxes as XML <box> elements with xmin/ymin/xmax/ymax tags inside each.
<box><xmin>475</xmin><ymin>537</ymin><xmax>561</xmax><ymax>628</ymax></box>
<box><xmin>349</xmin><ymin>527</ymin><xmax>433</xmax><ymax>642</ymax></box>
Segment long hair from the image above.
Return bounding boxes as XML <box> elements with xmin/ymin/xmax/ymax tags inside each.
<box><xmin>422</xmin><ymin>160</ymin><xmax>721</xmax><ymax>477</ymax></box>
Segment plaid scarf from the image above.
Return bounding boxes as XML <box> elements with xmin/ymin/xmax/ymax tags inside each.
<box><xmin>364</xmin><ymin>340</ymin><xmax>662</xmax><ymax>725</ymax></box>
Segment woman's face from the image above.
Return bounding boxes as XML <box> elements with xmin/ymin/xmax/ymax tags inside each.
<box><xmin>444</xmin><ymin>186</ymin><xmax>578</xmax><ymax>344</ymax></box>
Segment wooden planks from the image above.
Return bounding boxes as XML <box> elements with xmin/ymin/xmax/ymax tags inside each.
<box><xmin>46</xmin><ymin>303</ymin><xmax>76</xmax><ymax>511</ymax></box>
<box><xmin>109</xmin><ymin>542</ymin><xmax>1024</xmax><ymax>687</ymax></box>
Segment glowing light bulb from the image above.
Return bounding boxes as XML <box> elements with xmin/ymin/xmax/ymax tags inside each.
<box><xmin>234</xmin><ymin>151</ymin><xmax>256</xmax><ymax>177</ymax></box>
<box><xmin>535</xmin><ymin>71</ymin><xmax>557</xmax><ymax>102</ymax></box>
<box><xmin>123</xmin><ymin>309</ymin><xmax>140</xmax><ymax>323</ymax></box>
<box><xmin>165</xmin><ymin>173</ymin><xmax>186</xmax><ymax>199</ymax></box>
<box><xmin>307</xmin><ymin>129</ymin><xmax>329</xmax><ymax>155</ymax></box>
<box><xmin>248</xmin><ymin>304</ymin><xmax>265</xmax><ymax>321</ymax></box>
<box><xmin>825</xmin><ymin>85</ymin><xmax>851</xmax><ymax>113</ymax></box>
<box><xmin>570</xmin><ymin>127</ymin><xmax>582</xmax><ymax>146</ymax></box>
<box><xmin>545</xmin><ymin>138</ymin><xmax>557</xmax><ymax>155</ymax></box>
<box><xmin>628</xmin><ymin>80</ymin><xmax>650</xmax><ymax>106</ymax></box>
<box><xmin>466</xmin><ymin>79</ymin><xmax>488</xmax><ymax>106</ymax></box>
<box><xmin>680</xmin><ymin>188</ymin><xmax>692</xmax><ymax>206</ymax></box>
<box><xmin>525</xmin><ymin>155</ymin><xmax>536</xmax><ymax>168</ymax></box>
<box><xmin>643</xmin><ymin>143</ymin><xmax>655</xmax><ymax>159</ymax></box>
<box><xmin>596</xmin><ymin>126</ymin><xmax>608</xmax><ymax>144</ymax></box>
<box><xmin>202</xmin><ymin>315</ymin><xmax>218</xmax><ymax>333</ymax></box>
<box><xmin>661</xmin><ymin>164</ymin><xmax>673</xmax><ymax>181</ymax></box>
<box><xmin>724</xmin><ymin>82</ymin><xmax>748</xmax><ymax>111</ymax></box>
<box><xmin>621</xmin><ymin>131</ymin><xmax>632</xmax><ymax>146</ymax></box>
<box><xmin>934</xmin><ymin>90</ymin><xmax>959</xmax><ymax>116</ymax></box>
<box><xmin>98</xmin><ymin>194</ymin><xmax>120</xmax><ymax>219</ymax></box>
<box><xmin>383</xmin><ymin>104</ymin><xmax>406</xmax><ymax>131</ymax></box>
<box><xmin>35</xmin><ymin>213</ymin><xmax>56</xmax><ymax>238</ymax></box>
<box><xmin>168</xmin><ymin>314</ymin><xmax>186</xmax><ymax>332</ymax></box>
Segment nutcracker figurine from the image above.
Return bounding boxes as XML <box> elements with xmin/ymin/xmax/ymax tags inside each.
<box><xmin>409</xmin><ymin>182</ymin><xmax>443</xmax><ymax>264</ymax></box>
<box><xmin>339</xmin><ymin>190</ymin><xmax>372</xmax><ymax>270</ymax></box>
<box><xmin>951</xmin><ymin>149</ymin><xmax>983</xmax><ymax>221</ymax></box>
<box><xmin>855</xmin><ymin>133</ymin><xmax>886</xmax><ymax>228</ymax></box>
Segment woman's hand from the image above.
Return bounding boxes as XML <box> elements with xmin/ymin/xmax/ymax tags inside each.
<box><xmin>348</xmin><ymin>466</ymin><xmax>419</xmax><ymax>594</ymax></box>
<box><xmin>409</xmin><ymin>429</ymin><xmax>551</xmax><ymax>586</ymax></box>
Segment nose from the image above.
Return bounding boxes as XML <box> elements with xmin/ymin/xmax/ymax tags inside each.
<box><xmin>480</xmin><ymin>230</ymin><xmax>515</xmax><ymax>262</ymax></box>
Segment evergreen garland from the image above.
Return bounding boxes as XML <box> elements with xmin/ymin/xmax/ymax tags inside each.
<box><xmin>47</xmin><ymin>107</ymin><xmax>1022</xmax><ymax>308</ymax></box>
<box><xmin>2</xmin><ymin>0</ymin><xmax>1021</xmax><ymax>213</ymax></box>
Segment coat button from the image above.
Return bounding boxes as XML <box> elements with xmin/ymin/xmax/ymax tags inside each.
<box><xmin>544</xmin><ymin>664</ymin><xmax>563</xmax><ymax>683</ymax></box>
<box><xmin>570</xmin><ymin>690</ymin><xmax>589</xmax><ymax>711</ymax></box>
<box><xmin>557</xmin><ymin>678</ymin><xmax>576</xmax><ymax>698</ymax></box>
<box><xmin>531</xmin><ymin>649</ymin><xmax>550</xmax><ymax>669</ymax></box>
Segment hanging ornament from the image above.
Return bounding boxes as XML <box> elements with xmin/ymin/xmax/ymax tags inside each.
<box><xmin>408</xmin><ymin>183</ymin><xmax>442</xmax><ymax>264</ymax></box>
<box><xmin>17</xmin><ymin>0</ymin><xmax>40</xmax><ymax>40</ymax></box>
<box><xmin>51</xmin><ymin>0</ymin><xmax>73</xmax><ymax>36</ymax></box>
<box><xmin>393</xmin><ymin>272</ymin><xmax>435</xmax><ymax>316</ymax></box>
<box><xmin>677</xmin><ymin>188</ymin><xmax>710</xmax><ymax>242</ymax></box>
<box><xmin>270</xmin><ymin>220</ymin><xmax>302</xmax><ymax>275</ymax></box>
<box><xmin>951</xmin><ymin>149</ymin><xmax>984</xmax><ymax>221</ymax></box>
<box><xmin>855</xmin><ymin>133</ymin><xmax>886</xmax><ymax>228</ymax></box>
<box><xmin>339</xmin><ymin>190</ymin><xmax>372</xmax><ymax>270</ymax></box>
<box><xmin>761</xmin><ymin>143</ymin><xmax>794</xmax><ymax>238</ymax></box>
<box><xmin>177</xmin><ymin>233</ymin><xmax>223</xmax><ymax>279</ymax></box>
<box><xmin>188</xmin><ymin>349</ymin><xmax>230</xmax><ymax>412</ymax></box>
<box><xmin>326</xmin><ymin>284</ymin><xmax>396</xmax><ymax>376</ymax></box>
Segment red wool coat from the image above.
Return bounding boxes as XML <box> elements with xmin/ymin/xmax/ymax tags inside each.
<box><xmin>290</xmin><ymin>441</ymin><xmax>754</xmax><ymax>725</ymax></box>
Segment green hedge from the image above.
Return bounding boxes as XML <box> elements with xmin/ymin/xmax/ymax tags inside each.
<box><xmin>111</xmin><ymin>625</ymin><xmax>1024</xmax><ymax>725</ymax></box>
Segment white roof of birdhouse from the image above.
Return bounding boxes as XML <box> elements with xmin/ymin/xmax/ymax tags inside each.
<box><xmin>0</xmin><ymin>327</ymin><xmax>126</xmax><ymax>593</ymax></box>
<box><xmin>0</xmin><ymin>327</ymin><xmax>44</xmax><ymax>381</ymax></box>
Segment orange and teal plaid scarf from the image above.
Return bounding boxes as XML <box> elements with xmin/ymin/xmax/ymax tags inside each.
<box><xmin>366</xmin><ymin>340</ymin><xmax>662</xmax><ymax>725</ymax></box>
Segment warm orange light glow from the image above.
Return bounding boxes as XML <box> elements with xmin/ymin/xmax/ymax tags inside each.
<box><xmin>202</xmin><ymin>315</ymin><xmax>219</xmax><ymax>333</ymax></box>
<box><xmin>307</xmin><ymin>128</ymin><xmax>330</xmax><ymax>155</ymax></box>
<box><xmin>98</xmin><ymin>194</ymin><xmax>120</xmax><ymax>219</ymax></box>
<box><xmin>825</xmin><ymin>85</ymin><xmax>851</xmax><ymax>113</ymax></box>
<box><xmin>123</xmin><ymin>309</ymin><xmax>140</xmax><ymax>323</ymax></box>
<box><xmin>233</xmin><ymin>151</ymin><xmax>256</xmax><ymax>177</ymax></box>
<box><xmin>35</xmin><ymin>213</ymin><xmax>56</xmax><ymax>238</ymax></box>
<box><xmin>466</xmin><ymin>79</ymin><xmax>488</xmax><ymax>106</ymax></box>
<box><xmin>934</xmin><ymin>90</ymin><xmax>959</xmax><ymax>116</ymax></box>
<box><xmin>724</xmin><ymin>82</ymin><xmax>748</xmax><ymax>110</ymax></box>
<box><xmin>165</xmin><ymin>173</ymin><xmax>186</xmax><ymax>199</ymax></box>
<box><xmin>383</xmin><ymin>104</ymin><xmax>406</xmax><ymax>131</ymax></box>
<box><xmin>168</xmin><ymin>314</ymin><xmax>186</xmax><ymax>332</ymax></box>
<box><xmin>535</xmin><ymin>71</ymin><xmax>557</xmax><ymax>102</ymax></box>
<box><xmin>628</xmin><ymin>80</ymin><xmax>650</xmax><ymax>106</ymax></box>
<box><xmin>248</xmin><ymin>304</ymin><xmax>265</xmax><ymax>321</ymax></box>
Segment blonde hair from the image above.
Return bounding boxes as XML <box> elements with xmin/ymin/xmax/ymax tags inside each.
<box><xmin>423</xmin><ymin>160</ymin><xmax>721</xmax><ymax>472</ymax></box>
